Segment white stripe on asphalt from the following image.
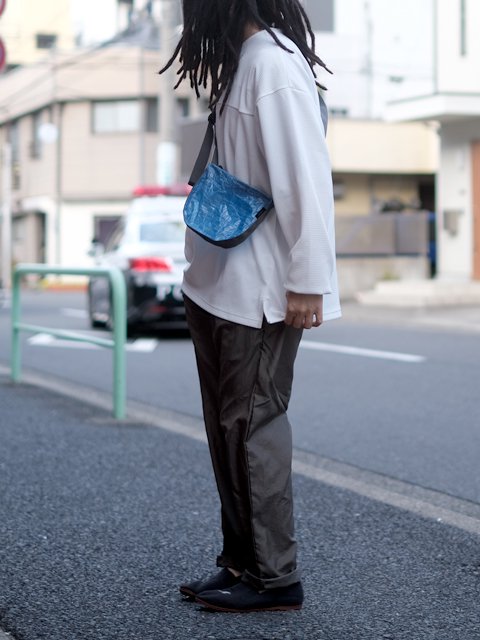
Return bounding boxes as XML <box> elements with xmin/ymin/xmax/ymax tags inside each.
<box><xmin>300</xmin><ymin>340</ymin><xmax>426</xmax><ymax>363</ymax></box>
<box><xmin>28</xmin><ymin>333</ymin><xmax>158</xmax><ymax>353</ymax></box>
<box><xmin>61</xmin><ymin>308</ymin><xmax>89</xmax><ymax>319</ymax></box>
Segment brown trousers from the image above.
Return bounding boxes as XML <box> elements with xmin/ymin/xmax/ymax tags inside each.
<box><xmin>184</xmin><ymin>295</ymin><xmax>303</xmax><ymax>590</ymax></box>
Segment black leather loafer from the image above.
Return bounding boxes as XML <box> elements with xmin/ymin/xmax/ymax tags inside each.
<box><xmin>195</xmin><ymin>580</ymin><xmax>304</xmax><ymax>612</ymax></box>
<box><xmin>179</xmin><ymin>568</ymin><xmax>242</xmax><ymax>600</ymax></box>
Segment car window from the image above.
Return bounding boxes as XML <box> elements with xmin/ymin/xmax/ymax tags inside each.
<box><xmin>104</xmin><ymin>220</ymin><xmax>126</xmax><ymax>252</ymax></box>
<box><xmin>139</xmin><ymin>220</ymin><xmax>185</xmax><ymax>243</ymax></box>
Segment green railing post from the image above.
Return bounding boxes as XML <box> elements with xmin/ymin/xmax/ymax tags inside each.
<box><xmin>11</xmin><ymin>269</ymin><xmax>22</xmax><ymax>382</ymax></box>
<box><xmin>11</xmin><ymin>264</ymin><xmax>127</xmax><ymax>420</ymax></box>
<box><xmin>110</xmin><ymin>267</ymin><xmax>127</xmax><ymax>420</ymax></box>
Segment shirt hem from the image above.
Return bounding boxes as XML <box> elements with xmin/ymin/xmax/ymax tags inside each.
<box><xmin>182</xmin><ymin>284</ymin><xmax>264</xmax><ymax>328</ymax></box>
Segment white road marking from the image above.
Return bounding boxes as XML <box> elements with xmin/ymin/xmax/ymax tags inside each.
<box><xmin>61</xmin><ymin>308</ymin><xmax>89</xmax><ymax>319</ymax></box>
<box><xmin>29</xmin><ymin>333</ymin><xmax>92</xmax><ymax>348</ymax></box>
<box><xmin>300</xmin><ymin>340</ymin><xmax>426</xmax><ymax>363</ymax></box>
<box><xmin>27</xmin><ymin>333</ymin><xmax>158</xmax><ymax>353</ymax></box>
<box><xmin>125</xmin><ymin>338</ymin><xmax>158</xmax><ymax>352</ymax></box>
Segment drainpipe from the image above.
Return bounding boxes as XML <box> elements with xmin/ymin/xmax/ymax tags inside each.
<box><xmin>156</xmin><ymin>0</ymin><xmax>178</xmax><ymax>186</ymax></box>
<box><xmin>1</xmin><ymin>141</ymin><xmax>12</xmax><ymax>299</ymax></box>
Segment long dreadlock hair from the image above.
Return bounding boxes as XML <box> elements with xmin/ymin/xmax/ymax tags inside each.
<box><xmin>159</xmin><ymin>0</ymin><xmax>331</xmax><ymax>112</ymax></box>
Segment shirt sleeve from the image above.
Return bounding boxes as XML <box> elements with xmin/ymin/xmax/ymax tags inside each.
<box><xmin>256</xmin><ymin>87</ymin><xmax>336</xmax><ymax>295</ymax></box>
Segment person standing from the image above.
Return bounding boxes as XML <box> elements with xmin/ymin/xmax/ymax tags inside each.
<box><xmin>160</xmin><ymin>0</ymin><xmax>341</xmax><ymax>613</ymax></box>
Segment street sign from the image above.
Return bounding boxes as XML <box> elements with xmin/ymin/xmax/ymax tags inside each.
<box><xmin>0</xmin><ymin>38</ymin><xmax>5</xmax><ymax>73</ymax></box>
<box><xmin>0</xmin><ymin>0</ymin><xmax>6</xmax><ymax>18</ymax></box>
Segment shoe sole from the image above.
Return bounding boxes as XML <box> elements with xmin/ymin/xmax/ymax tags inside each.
<box><xmin>179</xmin><ymin>587</ymin><xmax>196</xmax><ymax>600</ymax></box>
<box><xmin>195</xmin><ymin>596</ymin><xmax>302</xmax><ymax>613</ymax></box>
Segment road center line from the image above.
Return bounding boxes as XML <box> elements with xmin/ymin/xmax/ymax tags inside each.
<box><xmin>300</xmin><ymin>340</ymin><xmax>426</xmax><ymax>363</ymax></box>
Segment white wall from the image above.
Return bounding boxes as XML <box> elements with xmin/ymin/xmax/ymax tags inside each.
<box><xmin>436</xmin><ymin>0</ymin><xmax>480</xmax><ymax>94</ymax></box>
<box><xmin>61</xmin><ymin>202</ymin><xmax>127</xmax><ymax>268</ymax></box>
<box><xmin>318</xmin><ymin>0</ymin><xmax>435</xmax><ymax>119</ymax></box>
<box><xmin>437</xmin><ymin>120</ymin><xmax>477</xmax><ymax>280</ymax></box>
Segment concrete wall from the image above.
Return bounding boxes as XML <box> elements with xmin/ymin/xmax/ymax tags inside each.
<box><xmin>61</xmin><ymin>102</ymin><xmax>154</xmax><ymax>199</ymax></box>
<box><xmin>437</xmin><ymin>119</ymin><xmax>479</xmax><ymax>280</ymax></box>
<box><xmin>334</xmin><ymin>174</ymin><xmax>425</xmax><ymax>216</ymax></box>
<box><xmin>11</xmin><ymin>213</ymin><xmax>44</xmax><ymax>264</ymax></box>
<box><xmin>437</xmin><ymin>0</ymin><xmax>480</xmax><ymax>94</ymax></box>
<box><xmin>337</xmin><ymin>256</ymin><xmax>430</xmax><ymax>299</ymax></box>
<box><xmin>327</xmin><ymin>119</ymin><xmax>438</xmax><ymax>175</ymax></box>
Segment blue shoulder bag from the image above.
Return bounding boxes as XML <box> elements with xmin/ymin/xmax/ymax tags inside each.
<box><xmin>184</xmin><ymin>95</ymin><xmax>328</xmax><ymax>249</ymax></box>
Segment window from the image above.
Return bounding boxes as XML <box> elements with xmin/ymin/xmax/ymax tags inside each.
<box><xmin>8</xmin><ymin>120</ymin><xmax>21</xmax><ymax>189</ymax></box>
<box><xmin>94</xmin><ymin>216</ymin><xmax>122</xmax><ymax>246</ymax></box>
<box><xmin>329</xmin><ymin>107</ymin><xmax>349</xmax><ymax>118</ymax></box>
<box><xmin>104</xmin><ymin>220</ymin><xmax>126</xmax><ymax>252</ymax></box>
<box><xmin>92</xmin><ymin>100</ymin><xmax>141</xmax><ymax>134</ymax></box>
<box><xmin>145</xmin><ymin>98</ymin><xmax>158</xmax><ymax>133</ymax></box>
<box><xmin>332</xmin><ymin>180</ymin><xmax>345</xmax><ymax>200</ymax></box>
<box><xmin>139</xmin><ymin>220</ymin><xmax>185</xmax><ymax>243</ymax></box>
<box><xmin>36</xmin><ymin>33</ymin><xmax>57</xmax><ymax>50</ymax></box>
<box><xmin>9</xmin><ymin>121</ymin><xmax>19</xmax><ymax>161</ymax></box>
<box><xmin>304</xmin><ymin>0</ymin><xmax>334</xmax><ymax>32</ymax></box>
<box><xmin>30</xmin><ymin>111</ymin><xmax>42</xmax><ymax>159</ymax></box>
<box><xmin>176</xmin><ymin>98</ymin><xmax>190</xmax><ymax>118</ymax></box>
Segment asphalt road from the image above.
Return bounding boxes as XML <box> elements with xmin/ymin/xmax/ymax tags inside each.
<box><xmin>1</xmin><ymin>290</ymin><xmax>479</xmax><ymax>503</ymax></box>
<box><xmin>1</xmin><ymin>378</ymin><xmax>480</xmax><ymax>640</ymax></box>
<box><xmin>1</xmin><ymin>290</ymin><xmax>480</xmax><ymax>640</ymax></box>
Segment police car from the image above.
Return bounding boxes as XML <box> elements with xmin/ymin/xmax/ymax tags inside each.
<box><xmin>88</xmin><ymin>185</ymin><xmax>189</xmax><ymax>334</ymax></box>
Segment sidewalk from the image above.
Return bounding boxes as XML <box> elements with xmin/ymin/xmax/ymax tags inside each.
<box><xmin>1</xmin><ymin>376</ymin><xmax>480</xmax><ymax>640</ymax></box>
<box><xmin>340</xmin><ymin>300</ymin><xmax>480</xmax><ymax>333</ymax></box>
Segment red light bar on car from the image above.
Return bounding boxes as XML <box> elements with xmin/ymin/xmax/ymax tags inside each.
<box><xmin>132</xmin><ymin>184</ymin><xmax>192</xmax><ymax>197</ymax></box>
<box><xmin>129</xmin><ymin>257</ymin><xmax>174</xmax><ymax>272</ymax></box>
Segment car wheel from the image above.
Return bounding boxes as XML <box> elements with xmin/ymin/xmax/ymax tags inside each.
<box><xmin>88</xmin><ymin>285</ymin><xmax>107</xmax><ymax>329</ymax></box>
<box><xmin>105</xmin><ymin>306</ymin><xmax>135</xmax><ymax>339</ymax></box>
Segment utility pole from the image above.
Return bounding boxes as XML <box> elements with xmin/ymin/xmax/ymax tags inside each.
<box><xmin>364</xmin><ymin>0</ymin><xmax>374</xmax><ymax>118</ymax></box>
<box><xmin>156</xmin><ymin>0</ymin><xmax>178</xmax><ymax>186</ymax></box>
<box><xmin>1</xmin><ymin>141</ymin><xmax>12</xmax><ymax>303</ymax></box>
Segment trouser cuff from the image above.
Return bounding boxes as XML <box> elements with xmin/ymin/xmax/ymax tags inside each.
<box><xmin>242</xmin><ymin>567</ymin><xmax>301</xmax><ymax>591</ymax></box>
<box><xmin>216</xmin><ymin>554</ymin><xmax>245</xmax><ymax>573</ymax></box>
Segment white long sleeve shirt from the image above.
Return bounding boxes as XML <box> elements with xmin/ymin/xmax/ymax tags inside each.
<box><xmin>182</xmin><ymin>28</ymin><xmax>341</xmax><ymax>328</ymax></box>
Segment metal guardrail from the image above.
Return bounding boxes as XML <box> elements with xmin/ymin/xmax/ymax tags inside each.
<box><xmin>11</xmin><ymin>264</ymin><xmax>127</xmax><ymax>419</ymax></box>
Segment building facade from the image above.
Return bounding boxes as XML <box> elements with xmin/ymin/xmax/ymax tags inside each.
<box><xmin>312</xmin><ymin>0</ymin><xmax>435</xmax><ymax>120</ymax></box>
<box><xmin>0</xmin><ymin>40</ymin><xmax>199</xmax><ymax>272</ymax></box>
<box><xmin>0</xmin><ymin>0</ymin><xmax>75</xmax><ymax>69</ymax></box>
<box><xmin>388</xmin><ymin>0</ymin><xmax>480</xmax><ymax>283</ymax></box>
<box><xmin>0</xmin><ymin>2</ymin><xmax>440</xmax><ymax>295</ymax></box>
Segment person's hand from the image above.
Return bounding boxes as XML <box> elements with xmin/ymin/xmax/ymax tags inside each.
<box><xmin>285</xmin><ymin>292</ymin><xmax>323</xmax><ymax>329</ymax></box>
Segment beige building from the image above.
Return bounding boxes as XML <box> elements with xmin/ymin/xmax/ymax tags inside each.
<box><xmin>0</xmin><ymin>0</ymin><xmax>75</xmax><ymax>69</ymax></box>
<box><xmin>0</xmin><ymin>37</ymin><xmax>200</xmax><ymax>272</ymax></box>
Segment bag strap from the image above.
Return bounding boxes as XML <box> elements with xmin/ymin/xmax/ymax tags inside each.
<box><xmin>188</xmin><ymin>93</ymin><xmax>329</xmax><ymax>187</ymax></box>
<box><xmin>188</xmin><ymin>110</ymin><xmax>218</xmax><ymax>186</ymax></box>
<box><xmin>318</xmin><ymin>92</ymin><xmax>328</xmax><ymax>135</ymax></box>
